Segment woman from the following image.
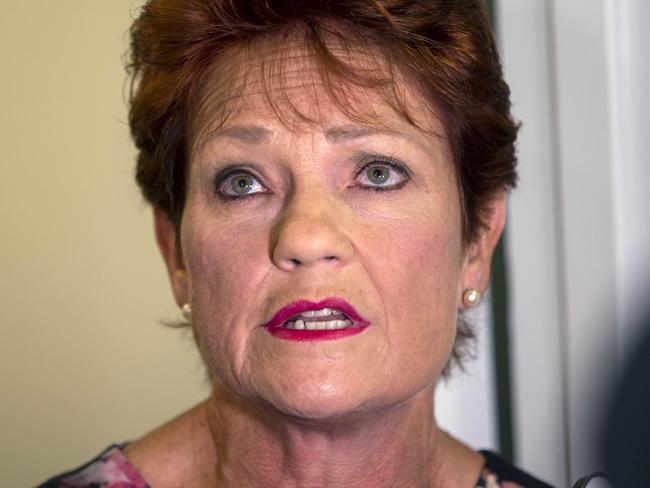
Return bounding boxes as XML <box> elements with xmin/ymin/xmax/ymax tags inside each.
<box><xmin>40</xmin><ymin>0</ymin><xmax>551</xmax><ymax>486</ymax></box>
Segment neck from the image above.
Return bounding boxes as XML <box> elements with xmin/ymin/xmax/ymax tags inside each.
<box><xmin>200</xmin><ymin>382</ymin><xmax>482</xmax><ymax>488</ymax></box>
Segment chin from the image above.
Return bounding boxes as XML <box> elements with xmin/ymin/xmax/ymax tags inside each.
<box><xmin>258</xmin><ymin>375</ymin><xmax>375</xmax><ymax>422</ymax></box>
<box><xmin>276</xmin><ymin>400</ymin><xmax>372</xmax><ymax>426</ymax></box>
<box><xmin>264</xmin><ymin>378</ymin><xmax>421</xmax><ymax>426</ymax></box>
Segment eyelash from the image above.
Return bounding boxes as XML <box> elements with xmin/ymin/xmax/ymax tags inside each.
<box><xmin>212</xmin><ymin>157</ymin><xmax>410</xmax><ymax>201</ymax></box>
<box><xmin>212</xmin><ymin>165</ymin><xmax>268</xmax><ymax>201</ymax></box>
<box><xmin>352</xmin><ymin>156</ymin><xmax>410</xmax><ymax>192</ymax></box>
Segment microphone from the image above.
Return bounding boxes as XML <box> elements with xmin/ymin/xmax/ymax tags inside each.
<box><xmin>572</xmin><ymin>472</ymin><xmax>612</xmax><ymax>488</ymax></box>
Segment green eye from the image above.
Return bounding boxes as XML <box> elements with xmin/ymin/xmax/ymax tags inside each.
<box><xmin>357</xmin><ymin>161</ymin><xmax>408</xmax><ymax>189</ymax></box>
<box><xmin>366</xmin><ymin>166</ymin><xmax>391</xmax><ymax>185</ymax></box>
<box><xmin>214</xmin><ymin>169</ymin><xmax>266</xmax><ymax>198</ymax></box>
<box><xmin>230</xmin><ymin>175</ymin><xmax>256</xmax><ymax>194</ymax></box>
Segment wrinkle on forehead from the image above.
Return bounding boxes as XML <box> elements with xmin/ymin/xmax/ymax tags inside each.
<box><xmin>189</xmin><ymin>28</ymin><xmax>446</xmax><ymax>154</ymax></box>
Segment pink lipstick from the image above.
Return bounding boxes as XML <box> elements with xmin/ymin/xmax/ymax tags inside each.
<box><xmin>263</xmin><ymin>297</ymin><xmax>369</xmax><ymax>342</ymax></box>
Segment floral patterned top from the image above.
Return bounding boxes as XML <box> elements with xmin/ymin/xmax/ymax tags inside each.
<box><xmin>38</xmin><ymin>444</ymin><xmax>553</xmax><ymax>487</ymax></box>
<box><xmin>38</xmin><ymin>445</ymin><xmax>147</xmax><ymax>488</ymax></box>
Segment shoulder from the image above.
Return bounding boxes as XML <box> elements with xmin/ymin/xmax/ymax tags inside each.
<box><xmin>122</xmin><ymin>402</ymin><xmax>216</xmax><ymax>487</ymax></box>
<box><xmin>478</xmin><ymin>450</ymin><xmax>555</xmax><ymax>488</ymax></box>
<box><xmin>36</xmin><ymin>444</ymin><xmax>149</xmax><ymax>488</ymax></box>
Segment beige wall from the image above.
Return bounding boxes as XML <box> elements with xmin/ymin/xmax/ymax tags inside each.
<box><xmin>0</xmin><ymin>2</ymin><xmax>208</xmax><ymax>486</ymax></box>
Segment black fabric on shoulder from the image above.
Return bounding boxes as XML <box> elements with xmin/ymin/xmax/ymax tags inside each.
<box><xmin>479</xmin><ymin>450</ymin><xmax>555</xmax><ymax>488</ymax></box>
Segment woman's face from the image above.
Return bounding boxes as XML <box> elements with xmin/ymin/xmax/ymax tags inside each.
<box><xmin>158</xmin><ymin>52</ymin><xmax>499</xmax><ymax>420</ymax></box>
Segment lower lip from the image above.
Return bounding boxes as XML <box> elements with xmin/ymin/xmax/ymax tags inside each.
<box><xmin>265</xmin><ymin>325</ymin><xmax>368</xmax><ymax>342</ymax></box>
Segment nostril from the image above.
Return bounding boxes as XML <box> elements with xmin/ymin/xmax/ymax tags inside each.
<box><xmin>270</xmin><ymin>215</ymin><xmax>353</xmax><ymax>270</ymax></box>
<box><xmin>285</xmin><ymin>256</ymin><xmax>336</xmax><ymax>268</ymax></box>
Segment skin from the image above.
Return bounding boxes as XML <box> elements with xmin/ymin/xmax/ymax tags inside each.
<box><xmin>125</xmin><ymin>46</ymin><xmax>506</xmax><ymax>487</ymax></box>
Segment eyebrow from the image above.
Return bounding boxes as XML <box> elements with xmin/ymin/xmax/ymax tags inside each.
<box><xmin>324</xmin><ymin>125</ymin><xmax>402</xmax><ymax>143</ymax></box>
<box><xmin>325</xmin><ymin>125</ymin><xmax>437</xmax><ymax>157</ymax></box>
<box><xmin>205</xmin><ymin>125</ymin><xmax>274</xmax><ymax>145</ymax></box>
<box><xmin>201</xmin><ymin>124</ymin><xmax>408</xmax><ymax>147</ymax></box>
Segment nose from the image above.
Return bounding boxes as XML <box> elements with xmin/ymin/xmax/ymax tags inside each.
<box><xmin>271</xmin><ymin>188</ymin><xmax>354</xmax><ymax>271</ymax></box>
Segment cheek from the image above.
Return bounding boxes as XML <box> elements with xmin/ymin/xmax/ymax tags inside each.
<box><xmin>363</xmin><ymin>211</ymin><xmax>463</xmax><ymax>378</ymax></box>
<box><xmin>187</xmin><ymin>224</ymin><xmax>253</xmax><ymax>306</ymax></box>
<box><xmin>181</xmin><ymin>215</ymin><xmax>272</xmax><ymax>376</ymax></box>
<box><xmin>364</xmin><ymin>196</ymin><xmax>463</xmax><ymax>307</ymax></box>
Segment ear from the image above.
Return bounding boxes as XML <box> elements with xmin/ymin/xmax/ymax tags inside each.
<box><xmin>154</xmin><ymin>208</ymin><xmax>190</xmax><ymax>308</ymax></box>
<box><xmin>458</xmin><ymin>192</ymin><xmax>506</xmax><ymax>309</ymax></box>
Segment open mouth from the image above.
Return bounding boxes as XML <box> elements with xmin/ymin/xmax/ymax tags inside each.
<box><xmin>282</xmin><ymin>307</ymin><xmax>354</xmax><ymax>330</ymax></box>
<box><xmin>263</xmin><ymin>297</ymin><xmax>369</xmax><ymax>341</ymax></box>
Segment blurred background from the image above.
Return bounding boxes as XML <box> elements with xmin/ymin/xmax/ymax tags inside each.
<box><xmin>1</xmin><ymin>1</ymin><xmax>648</xmax><ymax>486</ymax></box>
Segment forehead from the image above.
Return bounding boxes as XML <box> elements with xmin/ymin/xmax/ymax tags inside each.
<box><xmin>190</xmin><ymin>38</ymin><xmax>446</xmax><ymax>151</ymax></box>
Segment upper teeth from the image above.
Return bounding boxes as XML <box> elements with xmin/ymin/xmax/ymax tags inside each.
<box><xmin>282</xmin><ymin>308</ymin><xmax>353</xmax><ymax>330</ymax></box>
<box><xmin>300</xmin><ymin>308</ymin><xmax>335</xmax><ymax>317</ymax></box>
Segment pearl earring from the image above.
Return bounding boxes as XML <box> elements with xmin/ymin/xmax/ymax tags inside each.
<box><xmin>181</xmin><ymin>303</ymin><xmax>192</xmax><ymax>321</ymax></box>
<box><xmin>462</xmin><ymin>288</ymin><xmax>481</xmax><ymax>308</ymax></box>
